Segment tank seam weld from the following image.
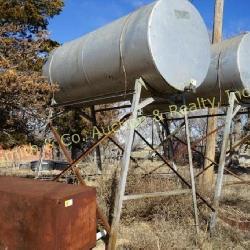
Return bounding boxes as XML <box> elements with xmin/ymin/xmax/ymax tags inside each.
<box><xmin>81</xmin><ymin>36</ymin><xmax>92</xmax><ymax>87</ymax></box>
<box><xmin>119</xmin><ymin>14</ymin><xmax>132</xmax><ymax>96</ymax></box>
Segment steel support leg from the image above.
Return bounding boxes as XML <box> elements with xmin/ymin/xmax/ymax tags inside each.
<box><xmin>184</xmin><ymin>108</ymin><xmax>200</xmax><ymax>234</ymax></box>
<box><xmin>108</xmin><ymin>79</ymin><xmax>142</xmax><ymax>250</ymax></box>
<box><xmin>210</xmin><ymin>92</ymin><xmax>241</xmax><ymax>231</ymax></box>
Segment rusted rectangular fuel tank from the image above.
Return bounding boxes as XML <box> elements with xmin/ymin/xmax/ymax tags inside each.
<box><xmin>0</xmin><ymin>177</ymin><xmax>96</xmax><ymax>250</ymax></box>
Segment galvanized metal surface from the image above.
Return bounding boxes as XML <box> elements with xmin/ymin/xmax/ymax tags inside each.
<box><xmin>210</xmin><ymin>93</ymin><xmax>240</xmax><ymax>231</ymax></box>
<box><xmin>144</xmin><ymin>33</ymin><xmax>250</xmax><ymax>114</ymax></box>
<box><xmin>195</xmin><ymin>32</ymin><xmax>250</xmax><ymax>103</ymax></box>
<box><xmin>109</xmin><ymin>80</ymin><xmax>142</xmax><ymax>249</ymax></box>
<box><xmin>43</xmin><ymin>0</ymin><xmax>210</xmax><ymax>106</ymax></box>
<box><xmin>184</xmin><ymin>108</ymin><xmax>199</xmax><ymax>234</ymax></box>
<box><xmin>0</xmin><ymin>177</ymin><xmax>96</xmax><ymax>250</ymax></box>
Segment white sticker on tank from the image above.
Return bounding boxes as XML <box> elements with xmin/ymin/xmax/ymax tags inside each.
<box><xmin>65</xmin><ymin>199</ymin><xmax>73</xmax><ymax>207</ymax></box>
<box><xmin>175</xmin><ymin>10</ymin><xmax>190</xmax><ymax>19</ymax></box>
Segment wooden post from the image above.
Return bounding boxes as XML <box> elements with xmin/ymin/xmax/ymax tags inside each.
<box><xmin>210</xmin><ymin>93</ymin><xmax>240</xmax><ymax>231</ymax></box>
<box><xmin>201</xmin><ymin>0</ymin><xmax>225</xmax><ymax>190</ymax></box>
<box><xmin>108</xmin><ymin>79</ymin><xmax>142</xmax><ymax>250</ymax></box>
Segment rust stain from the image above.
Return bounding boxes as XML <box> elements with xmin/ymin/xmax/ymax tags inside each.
<box><xmin>0</xmin><ymin>177</ymin><xmax>96</xmax><ymax>250</ymax></box>
<box><xmin>219</xmin><ymin>212</ymin><xmax>250</xmax><ymax>232</ymax></box>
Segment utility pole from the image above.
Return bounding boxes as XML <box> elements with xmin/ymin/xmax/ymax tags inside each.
<box><xmin>201</xmin><ymin>0</ymin><xmax>225</xmax><ymax>191</ymax></box>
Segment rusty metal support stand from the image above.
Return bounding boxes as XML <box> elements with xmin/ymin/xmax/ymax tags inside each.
<box><xmin>80</xmin><ymin>110</ymin><xmax>141</xmax><ymax>168</ymax></box>
<box><xmin>210</xmin><ymin>92</ymin><xmax>241</xmax><ymax>232</ymax></box>
<box><xmin>174</xmin><ymin>132</ymin><xmax>249</xmax><ymax>185</ymax></box>
<box><xmin>134</xmin><ymin>130</ymin><xmax>214</xmax><ymax>212</ymax></box>
<box><xmin>53</xmin><ymin>114</ymin><xmax>130</xmax><ymax>181</ymax></box>
<box><xmin>195</xmin><ymin>134</ymin><xmax>250</xmax><ymax>184</ymax></box>
<box><xmin>108</xmin><ymin>136</ymin><xmax>141</xmax><ymax>168</ymax></box>
<box><xmin>49</xmin><ymin>123</ymin><xmax>111</xmax><ymax>234</ymax></box>
<box><xmin>173</xmin><ymin>124</ymin><xmax>225</xmax><ymax>163</ymax></box>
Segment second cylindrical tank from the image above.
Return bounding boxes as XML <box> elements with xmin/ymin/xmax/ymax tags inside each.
<box><xmin>144</xmin><ymin>33</ymin><xmax>250</xmax><ymax>115</ymax></box>
<box><xmin>195</xmin><ymin>32</ymin><xmax>250</xmax><ymax>104</ymax></box>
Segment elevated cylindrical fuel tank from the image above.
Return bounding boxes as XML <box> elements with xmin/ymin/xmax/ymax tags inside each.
<box><xmin>144</xmin><ymin>33</ymin><xmax>250</xmax><ymax>115</ymax></box>
<box><xmin>194</xmin><ymin>32</ymin><xmax>250</xmax><ymax>103</ymax></box>
<box><xmin>43</xmin><ymin>0</ymin><xmax>210</xmax><ymax>106</ymax></box>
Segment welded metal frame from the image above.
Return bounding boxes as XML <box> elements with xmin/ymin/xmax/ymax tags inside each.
<box><xmin>48</xmin><ymin>84</ymin><xmax>213</xmax><ymax>249</ymax></box>
<box><xmin>47</xmin><ymin>84</ymin><xmax>249</xmax><ymax>249</ymax></box>
<box><xmin>158</xmin><ymin>110</ymin><xmax>250</xmax><ymax>122</ymax></box>
<box><xmin>46</xmin><ymin>78</ymin><xmax>215</xmax><ymax>248</ymax></box>
<box><xmin>108</xmin><ymin>80</ymin><xmax>213</xmax><ymax>249</ymax></box>
<box><xmin>145</xmin><ymin>97</ymin><xmax>249</xmax><ymax>234</ymax></box>
<box><xmin>49</xmin><ymin>122</ymin><xmax>112</xmax><ymax>235</ymax></box>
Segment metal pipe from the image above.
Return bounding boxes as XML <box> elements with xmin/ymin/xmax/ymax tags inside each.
<box><xmin>123</xmin><ymin>190</ymin><xmax>191</xmax><ymax>201</ymax></box>
<box><xmin>96</xmin><ymin>230</ymin><xmax>107</xmax><ymax>241</ymax></box>
<box><xmin>43</xmin><ymin>0</ymin><xmax>210</xmax><ymax>106</ymax></box>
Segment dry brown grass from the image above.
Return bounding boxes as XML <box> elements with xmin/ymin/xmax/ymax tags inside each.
<box><xmin>92</xmin><ymin>164</ymin><xmax>250</xmax><ymax>250</ymax></box>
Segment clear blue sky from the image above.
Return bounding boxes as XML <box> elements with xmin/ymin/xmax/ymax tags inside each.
<box><xmin>48</xmin><ymin>0</ymin><xmax>250</xmax><ymax>44</ymax></box>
